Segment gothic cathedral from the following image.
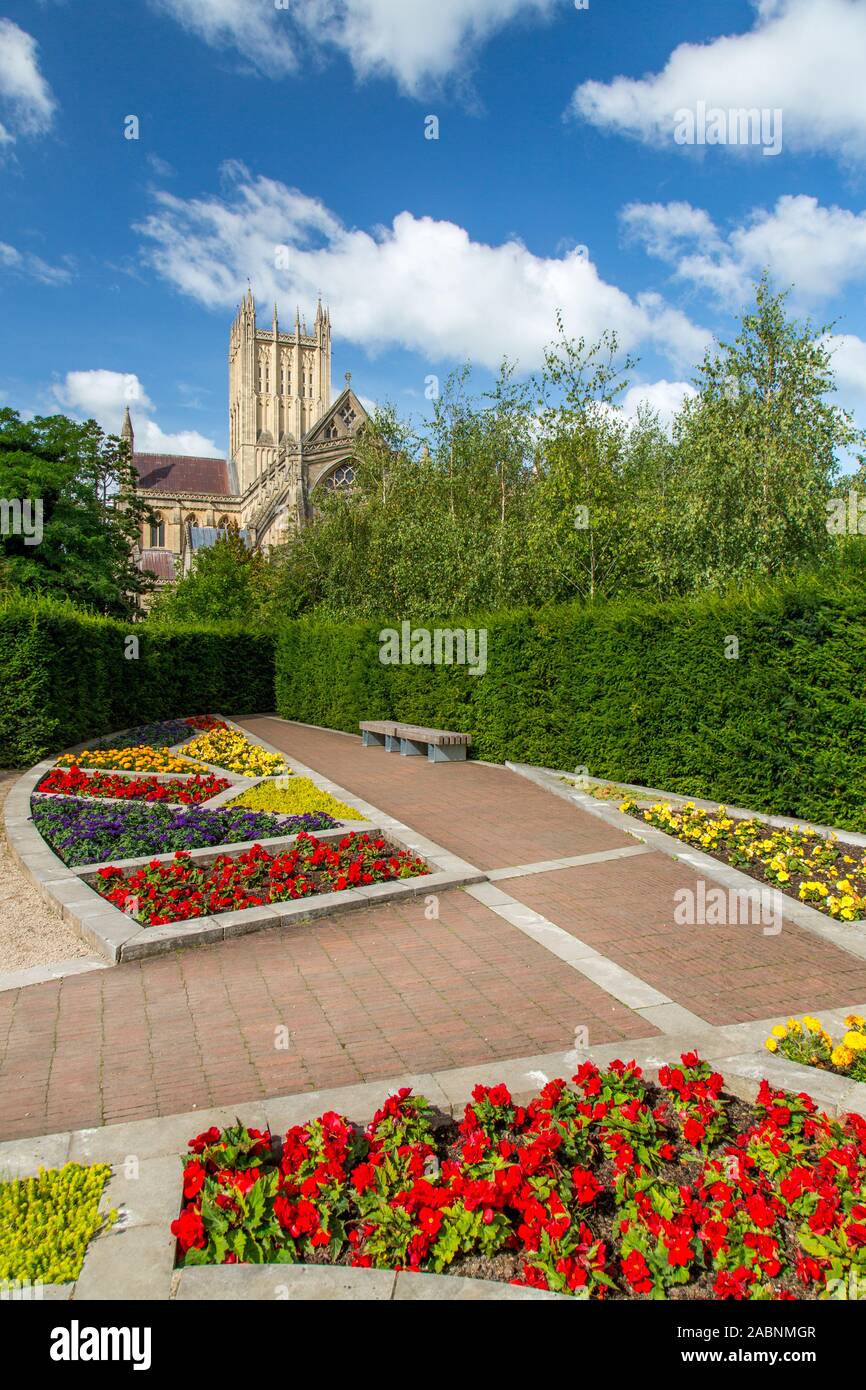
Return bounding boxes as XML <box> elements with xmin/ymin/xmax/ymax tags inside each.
<box><xmin>126</xmin><ymin>295</ymin><xmax>368</xmax><ymax>591</ymax></box>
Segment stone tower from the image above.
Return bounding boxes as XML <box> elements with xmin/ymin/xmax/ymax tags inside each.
<box><xmin>228</xmin><ymin>291</ymin><xmax>332</xmax><ymax>495</ymax></box>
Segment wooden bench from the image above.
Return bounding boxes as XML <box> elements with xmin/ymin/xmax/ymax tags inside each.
<box><xmin>360</xmin><ymin>720</ymin><xmax>471</xmax><ymax>763</ymax></box>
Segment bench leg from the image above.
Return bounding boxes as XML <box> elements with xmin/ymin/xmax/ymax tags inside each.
<box><xmin>428</xmin><ymin>743</ymin><xmax>467</xmax><ymax>762</ymax></box>
<box><xmin>385</xmin><ymin>734</ymin><xmax>401</xmax><ymax>753</ymax></box>
<box><xmin>362</xmin><ymin>730</ymin><xmax>386</xmax><ymax>748</ymax></box>
<box><xmin>400</xmin><ymin>737</ymin><xmax>427</xmax><ymax>756</ymax></box>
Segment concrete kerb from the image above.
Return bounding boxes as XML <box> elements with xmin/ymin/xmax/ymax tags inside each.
<box><xmin>3</xmin><ymin>715</ymin><xmax>488</xmax><ymax>973</ymax></box>
<box><xmin>507</xmin><ymin>761</ymin><xmax>866</xmax><ymax>965</ymax></box>
<box><xmin>5</xmin><ymin>1025</ymin><xmax>866</xmax><ymax>1300</ymax></box>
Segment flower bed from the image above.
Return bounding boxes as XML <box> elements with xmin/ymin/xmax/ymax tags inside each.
<box><xmin>181</xmin><ymin>728</ymin><xmax>289</xmax><ymax>778</ymax></box>
<box><xmin>31</xmin><ymin>797</ymin><xmax>337</xmax><ymax>868</ymax></box>
<box><xmin>94</xmin><ymin>832</ymin><xmax>430</xmax><ymax>926</ymax></box>
<box><xmin>766</xmin><ymin>1014</ymin><xmax>866</xmax><ymax>1083</ymax></box>
<box><xmin>87</xmin><ymin>715</ymin><xmax>228</xmax><ymax>751</ymax></box>
<box><xmin>88</xmin><ymin>719</ymin><xmax>196</xmax><ymax>751</ymax></box>
<box><xmin>55</xmin><ymin>746</ymin><xmax>212</xmax><ymax>775</ymax></box>
<box><xmin>1</xmin><ymin>1163</ymin><xmax>115</xmax><ymax>1287</ymax></box>
<box><xmin>169</xmin><ymin>1057</ymin><xmax>866</xmax><ymax>1300</ymax></box>
<box><xmin>35</xmin><ymin>766</ymin><xmax>231</xmax><ymax>805</ymax></box>
<box><xmin>227</xmin><ymin>777</ymin><xmax>364</xmax><ymax>822</ymax></box>
<box><xmin>620</xmin><ymin>799</ymin><xmax>866</xmax><ymax>923</ymax></box>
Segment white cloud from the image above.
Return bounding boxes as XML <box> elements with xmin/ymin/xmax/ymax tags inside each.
<box><xmin>296</xmin><ymin>0</ymin><xmax>557</xmax><ymax>94</ymax></box>
<box><xmin>572</xmin><ymin>0</ymin><xmax>866</xmax><ymax>162</ymax></box>
<box><xmin>151</xmin><ymin>0</ymin><xmax>297</xmax><ymax>77</ymax></box>
<box><xmin>53</xmin><ymin>370</ymin><xmax>223</xmax><ymax>456</ymax></box>
<box><xmin>620</xmin><ymin>379</ymin><xmax>697</xmax><ymax>430</ymax></box>
<box><xmin>0</xmin><ymin>19</ymin><xmax>56</xmax><ymax>144</ymax></box>
<box><xmin>0</xmin><ymin>240</ymin><xmax>71</xmax><ymax>284</ymax></box>
<box><xmin>622</xmin><ymin>196</ymin><xmax>866</xmax><ymax>308</ymax></box>
<box><xmin>153</xmin><ymin>0</ymin><xmax>556</xmax><ymax>93</ymax></box>
<box><xmin>136</xmin><ymin>164</ymin><xmax>710</xmax><ymax>373</ymax></box>
<box><xmin>827</xmin><ymin>334</ymin><xmax>866</xmax><ymax>402</ymax></box>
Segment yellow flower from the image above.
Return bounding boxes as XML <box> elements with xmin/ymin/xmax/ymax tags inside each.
<box><xmin>803</xmin><ymin>1016</ymin><xmax>822</xmax><ymax>1033</ymax></box>
<box><xmin>765</xmin><ymin>1037</ymin><xmax>779</xmax><ymax>1053</ymax></box>
<box><xmin>832</xmin><ymin>1045</ymin><xmax>855</xmax><ymax>1069</ymax></box>
<box><xmin>771</xmin><ymin>1024</ymin><xmax>788</xmax><ymax>1040</ymax></box>
<box><xmin>845</xmin><ymin>1014</ymin><xmax>866</xmax><ymax>1030</ymax></box>
<box><xmin>843</xmin><ymin>1031</ymin><xmax>866</xmax><ymax>1053</ymax></box>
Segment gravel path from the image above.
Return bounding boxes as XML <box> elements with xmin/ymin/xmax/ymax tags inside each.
<box><xmin>0</xmin><ymin>771</ymin><xmax>89</xmax><ymax>971</ymax></box>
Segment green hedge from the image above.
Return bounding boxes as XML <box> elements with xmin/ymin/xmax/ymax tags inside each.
<box><xmin>276</xmin><ymin>568</ymin><xmax>866</xmax><ymax>832</ymax></box>
<box><xmin>0</xmin><ymin>596</ymin><xmax>275</xmax><ymax>766</ymax></box>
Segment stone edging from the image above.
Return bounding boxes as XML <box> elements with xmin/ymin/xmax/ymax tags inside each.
<box><xmin>5</xmin><ymin>1018</ymin><xmax>866</xmax><ymax>1301</ymax></box>
<box><xmin>2</xmin><ymin>716</ymin><xmax>486</xmax><ymax>971</ymax></box>
<box><xmin>507</xmin><ymin>762</ymin><xmax>866</xmax><ymax>965</ymax></box>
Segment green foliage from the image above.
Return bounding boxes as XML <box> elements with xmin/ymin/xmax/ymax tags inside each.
<box><xmin>0</xmin><ymin>593</ymin><xmax>275</xmax><ymax>766</ymax></box>
<box><xmin>0</xmin><ymin>409</ymin><xmax>155</xmax><ymax>618</ymax></box>
<box><xmin>249</xmin><ymin>278</ymin><xmax>861</xmax><ymax>621</ymax></box>
<box><xmin>148</xmin><ymin>528</ymin><xmax>269</xmax><ymax>626</ymax></box>
<box><xmin>276</xmin><ymin>548</ymin><xmax>866</xmax><ymax>832</ymax></box>
<box><xmin>669</xmin><ymin>274</ymin><xmax>861</xmax><ymax>589</ymax></box>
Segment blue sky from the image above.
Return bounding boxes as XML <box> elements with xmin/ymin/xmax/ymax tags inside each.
<box><xmin>2</xmin><ymin>0</ymin><xmax>866</xmax><ymax>462</ymax></box>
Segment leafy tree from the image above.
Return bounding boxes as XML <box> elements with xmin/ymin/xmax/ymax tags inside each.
<box><xmin>0</xmin><ymin>409</ymin><xmax>155</xmax><ymax>618</ymax></box>
<box><xmin>148</xmin><ymin>526</ymin><xmax>267</xmax><ymax>625</ymax></box>
<box><xmin>670</xmin><ymin>275</ymin><xmax>861</xmax><ymax>587</ymax></box>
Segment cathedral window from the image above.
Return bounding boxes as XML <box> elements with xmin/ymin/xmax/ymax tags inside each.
<box><xmin>324</xmin><ymin>463</ymin><xmax>355</xmax><ymax>490</ymax></box>
<box><xmin>149</xmin><ymin>516</ymin><xmax>166</xmax><ymax>547</ymax></box>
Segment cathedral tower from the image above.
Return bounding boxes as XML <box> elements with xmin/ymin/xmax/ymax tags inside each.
<box><xmin>228</xmin><ymin>291</ymin><xmax>332</xmax><ymax>495</ymax></box>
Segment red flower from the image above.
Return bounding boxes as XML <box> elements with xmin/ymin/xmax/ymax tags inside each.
<box><xmin>171</xmin><ymin>1207</ymin><xmax>206</xmax><ymax>1253</ymax></box>
<box><xmin>683</xmin><ymin>1117</ymin><xmax>706</xmax><ymax>1146</ymax></box>
<box><xmin>622</xmin><ymin>1250</ymin><xmax>653</xmax><ymax>1294</ymax></box>
<box><xmin>182</xmin><ymin>1160</ymin><xmax>206</xmax><ymax>1199</ymax></box>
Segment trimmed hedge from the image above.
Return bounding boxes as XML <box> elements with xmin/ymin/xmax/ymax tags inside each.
<box><xmin>0</xmin><ymin>596</ymin><xmax>275</xmax><ymax>766</ymax></box>
<box><xmin>275</xmin><ymin>568</ymin><xmax>866</xmax><ymax>833</ymax></box>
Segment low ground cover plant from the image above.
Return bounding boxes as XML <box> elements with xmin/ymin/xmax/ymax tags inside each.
<box><xmin>766</xmin><ymin>1014</ymin><xmax>866</xmax><ymax>1083</ymax></box>
<box><xmin>0</xmin><ymin>1162</ymin><xmax>115</xmax><ymax>1287</ymax></box>
<box><xmin>227</xmin><ymin>777</ymin><xmax>365</xmax><ymax>823</ymax></box>
<box><xmin>94</xmin><ymin>831</ymin><xmax>429</xmax><ymax>925</ymax></box>
<box><xmin>88</xmin><ymin>719</ymin><xmax>196</xmax><ymax>751</ymax></box>
<box><xmin>55</xmin><ymin>746</ymin><xmax>211</xmax><ymax>775</ymax></box>
<box><xmin>87</xmin><ymin>716</ymin><xmax>228</xmax><ymax>751</ymax></box>
<box><xmin>169</xmin><ymin>1057</ymin><xmax>866</xmax><ymax>1300</ymax></box>
<box><xmin>35</xmin><ymin>766</ymin><xmax>230</xmax><ymax>805</ymax></box>
<box><xmin>31</xmin><ymin>797</ymin><xmax>337</xmax><ymax>867</ymax></box>
<box><xmin>182</xmin><ymin>728</ymin><xmax>288</xmax><ymax>778</ymax></box>
<box><xmin>620</xmin><ymin>799</ymin><xmax>866</xmax><ymax>923</ymax></box>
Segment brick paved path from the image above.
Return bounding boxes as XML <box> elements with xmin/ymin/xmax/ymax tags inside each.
<box><xmin>504</xmin><ymin>854</ymin><xmax>866</xmax><ymax>1026</ymax></box>
<box><xmin>239</xmin><ymin>721</ymin><xmax>866</xmax><ymax>1024</ymax></box>
<box><xmin>0</xmin><ymin>889</ymin><xmax>649</xmax><ymax>1141</ymax></box>
<box><xmin>240</xmin><ymin>717</ymin><xmax>634</xmax><ymax>871</ymax></box>
<box><xmin>4</xmin><ymin>715</ymin><xmax>866</xmax><ymax>1142</ymax></box>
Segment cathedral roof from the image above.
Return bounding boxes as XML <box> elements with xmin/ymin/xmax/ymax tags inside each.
<box><xmin>138</xmin><ymin>549</ymin><xmax>175</xmax><ymax>581</ymax></box>
<box><xmin>133</xmin><ymin>452</ymin><xmax>233</xmax><ymax>496</ymax></box>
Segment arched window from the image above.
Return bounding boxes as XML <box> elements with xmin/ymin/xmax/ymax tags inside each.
<box><xmin>149</xmin><ymin>514</ymin><xmax>166</xmax><ymax>547</ymax></box>
<box><xmin>324</xmin><ymin>463</ymin><xmax>356</xmax><ymax>490</ymax></box>
<box><xmin>217</xmin><ymin>515</ymin><xmax>232</xmax><ymax>534</ymax></box>
<box><xmin>185</xmin><ymin>515</ymin><xmax>198</xmax><ymax>540</ymax></box>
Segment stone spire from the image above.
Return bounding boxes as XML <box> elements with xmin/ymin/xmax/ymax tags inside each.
<box><xmin>121</xmin><ymin>405</ymin><xmax>134</xmax><ymax>454</ymax></box>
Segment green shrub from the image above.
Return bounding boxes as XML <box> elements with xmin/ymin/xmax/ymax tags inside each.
<box><xmin>0</xmin><ymin>595</ymin><xmax>275</xmax><ymax>765</ymax></box>
<box><xmin>275</xmin><ymin>565</ymin><xmax>866</xmax><ymax>832</ymax></box>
